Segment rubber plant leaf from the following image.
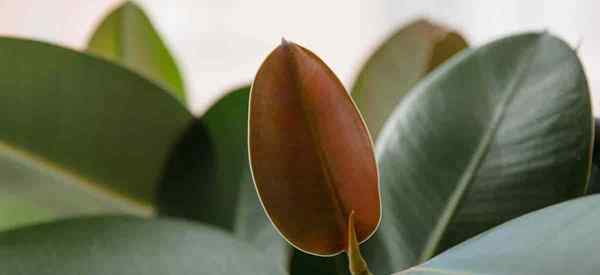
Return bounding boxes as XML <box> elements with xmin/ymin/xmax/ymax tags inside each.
<box><xmin>87</xmin><ymin>1</ymin><xmax>186</xmax><ymax>103</ymax></box>
<box><xmin>352</xmin><ymin>19</ymin><xmax>467</xmax><ymax>139</ymax></box>
<box><xmin>364</xmin><ymin>32</ymin><xmax>593</xmax><ymax>275</ymax></box>
<box><xmin>249</xmin><ymin>39</ymin><xmax>380</xmax><ymax>256</ymax></box>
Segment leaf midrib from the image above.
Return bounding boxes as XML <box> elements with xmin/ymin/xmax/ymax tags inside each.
<box><xmin>287</xmin><ymin>44</ymin><xmax>348</xmax><ymax>243</ymax></box>
<box><xmin>0</xmin><ymin>140</ymin><xmax>153</xmax><ymax>216</ymax></box>
<box><xmin>419</xmin><ymin>37</ymin><xmax>542</xmax><ymax>261</ymax></box>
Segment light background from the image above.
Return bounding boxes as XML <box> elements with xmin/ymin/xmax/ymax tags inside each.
<box><xmin>0</xmin><ymin>0</ymin><xmax>598</xmax><ymax>115</ymax></box>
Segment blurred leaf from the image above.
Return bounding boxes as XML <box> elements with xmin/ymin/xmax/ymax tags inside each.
<box><xmin>0</xmin><ymin>37</ymin><xmax>192</xmax><ymax>220</ymax></box>
<box><xmin>365</xmin><ymin>32</ymin><xmax>592</xmax><ymax>274</ymax></box>
<box><xmin>0</xmin><ymin>216</ymin><xmax>285</xmax><ymax>275</ymax></box>
<box><xmin>352</xmin><ymin>19</ymin><xmax>467</xmax><ymax>138</ymax></box>
<box><xmin>249</xmin><ymin>40</ymin><xmax>380</xmax><ymax>256</ymax></box>
<box><xmin>156</xmin><ymin>119</ymin><xmax>215</xmax><ymax>219</ymax></box>
<box><xmin>291</xmin><ymin>251</ymin><xmax>348</xmax><ymax>275</ymax></box>
<box><xmin>397</xmin><ymin>194</ymin><xmax>600</xmax><ymax>275</ymax></box>
<box><xmin>0</xmin><ymin>148</ymin><xmax>148</xmax><ymax>231</ymax></box>
<box><xmin>0</xmin><ymin>194</ymin><xmax>55</xmax><ymax>232</ymax></box>
<box><xmin>587</xmin><ymin>118</ymin><xmax>600</xmax><ymax>193</ymax></box>
<box><xmin>157</xmin><ymin>86</ymin><xmax>288</xmax><ymax>265</ymax></box>
<box><xmin>87</xmin><ymin>1</ymin><xmax>186</xmax><ymax>103</ymax></box>
<box><xmin>234</xmin><ymin>167</ymin><xmax>289</xmax><ymax>265</ymax></box>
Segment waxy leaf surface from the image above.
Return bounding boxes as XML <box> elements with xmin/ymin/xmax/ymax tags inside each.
<box><xmin>398</xmin><ymin>194</ymin><xmax>600</xmax><ymax>275</ymax></box>
<box><xmin>249</xmin><ymin>41</ymin><xmax>380</xmax><ymax>255</ymax></box>
<box><xmin>364</xmin><ymin>32</ymin><xmax>592</xmax><ymax>275</ymax></box>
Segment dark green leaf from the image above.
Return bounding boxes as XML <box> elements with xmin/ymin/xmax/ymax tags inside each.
<box><xmin>398</xmin><ymin>194</ymin><xmax>600</xmax><ymax>275</ymax></box>
<box><xmin>157</xmin><ymin>86</ymin><xmax>288</xmax><ymax>265</ymax></box>
<box><xmin>365</xmin><ymin>32</ymin><xmax>592</xmax><ymax>274</ymax></box>
<box><xmin>0</xmin><ymin>37</ymin><xmax>192</xmax><ymax>219</ymax></box>
<box><xmin>352</xmin><ymin>19</ymin><xmax>467</xmax><ymax>138</ymax></box>
<box><xmin>290</xmin><ymin>250</ymin><xmax>349</xmax><ymax>275</ymax></box>
<box><xmin>0</xmin><ymin>216</ymin><xmax>285</xmax><ymax>275</ymax></box>
<box><xmin>87</xmin><ymin>1</ymin><xmax>186</xmax><ymax>102</ymax></box>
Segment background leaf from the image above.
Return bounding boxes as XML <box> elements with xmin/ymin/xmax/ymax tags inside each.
<box><xmin>398</xmin><ymin>194</ymin><xmax>600</xmax><ymax>275</ymax></box>
<box><xmin>0</xmin><ymin>37</ymin><xmax>192</xmax><ymax>222</ymax></box>
<box><xmin>0</xmin><ymin>194</ymin><xmax>55</xmax><ymax>231</ymax></box>
<box><xmin>587</xmin><ymin>118</ymin><xmax>600</xmax><ymax>193</ymax></box>
<box><xmin>87</xmin><ymin>1</ymin><xmax>186</xmax><ymax>103</ymax></box>
<box><xmin>365</xmin><ymin>32</ymin><xmax>592</xmax><ymax>275</ymax></box>
<box><xmin>157</xmin><ymin>86</ymin><xmax>288</xmax><ymax>265</ymax></box>
<box><xmin>0</xmin><ymin>216</ymin><xmax>285</xmax><ymax>275</ymax></box>
<box><xmin>351</xmin><ymin>19</ymin><xmax>467</xmax><ymax>138</ymax></box>
<box><xmin>0</xmin><ymin>151</ymin><xmax>139</xmax><ymax>230</ymax></box>
<box><xmin>290</xmin><ymin>251</ymin><xmax>349</xmax><ymax>275</ymax></box>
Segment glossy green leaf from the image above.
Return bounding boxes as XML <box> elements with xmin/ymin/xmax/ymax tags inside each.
<box><xmin>365</xmin><ymin>32</ymin><xmax>592</xmax><ymax>275</ymax></box>
<box><xmin>87</xmin><ymin>1</ymin><xmax>186</xmax><ymax>103</ymax></box>
<box><xmin>157</xmin><ymin>86</ymin><xmax>288</xmax><ymax>265</ymax></box>
<box><xmin>249</xmin><ymin>40</ymin><xmax>380</xmax><ymax>256</ymax></box>
<box><xmin>0</xmin><ymin>37</ymin><xmax>192</xmax><ymax>218</ymax></box>
<box><xmin>398</xmin><ymin>194</ymin><xmax>600</xmax><ymax>275</ymax></box>
<box><xmin>352</xmin><ymin>19</ymin><xmax>467</xmax><ymax>138</ymax></box>
<box><xmin>0</xmin><ymin>216</ymin><xmax>285</xmax><ymax>275</ymax></box>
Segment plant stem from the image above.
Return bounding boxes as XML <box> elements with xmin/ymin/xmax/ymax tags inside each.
<box><xmin>347</xmin><ymin>211</ymin><xmax>374</xmax><ymax>275</ymax></box>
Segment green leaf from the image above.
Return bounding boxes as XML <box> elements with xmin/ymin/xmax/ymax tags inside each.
<box><xmin>157</xmin><ymin>86</ymin><xmax>288</xmax><ymax>265</ymax></box>
<box><xmin>0</xmin><ymin>37</ymin><xmax>193</xmax><ymax>218</ymax></box>
<box><xmin>0</xmin><ymin>216</ymin><xmax>285</xmax><ymax>275</ymax></box>
<box><xmin>87</xmin><ymin>1</ymin><xmax>186</xmax><ymax>103</ymax></box>
<box><xmin>291</xmin><ymin>251</ymin><xmax>348</xmax><ymax>275</ymax></box>
<box><xmin>398</xmin><ymin>194</ymin><xmax>600</xmax><ymax>275</ymax></box>
<box><xmin>196</xmin><ymin>87</ymin><xmax>254</xmax><ymax>229</ymax></box>
<box><xmin>0</xmin><ymin>194</ymin><xmax>55</xmax><ymax>231</ymax></box>
<box><xmin>365</xmin><ymin>32</ymin><xmax>593</xmax><ymax>275</ymax></box>
<box><xmin>352</xmin><ymin>19</ymin><xmax>467</xmax><ymax>139</ymax></box>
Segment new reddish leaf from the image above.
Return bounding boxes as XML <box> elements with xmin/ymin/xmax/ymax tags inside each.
<box><xmin>249</xmin><ymin>40</ymin><xmax>380</xmax><ymax>256</ymax></box>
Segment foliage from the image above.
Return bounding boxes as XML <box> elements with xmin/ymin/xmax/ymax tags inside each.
<box><xmin>0</xmin><ymin>2</ymin><xmax>595</xmax><ymax>275</ymax></box>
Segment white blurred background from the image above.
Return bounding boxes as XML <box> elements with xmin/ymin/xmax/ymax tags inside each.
<box><xmin>0</xmin><ymin>0</ymin><xmax>598</xmax><ymax>115</ymax></box>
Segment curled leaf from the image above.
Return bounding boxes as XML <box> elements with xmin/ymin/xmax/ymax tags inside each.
<box><xmin>352</xmin><ymin>19</ymin><xmax>467</xmax><ymax>139</ymax></box>
<box><xmin>249</xmin><ymin>40</ymin><xmax>380</xmax><ymax>256</ymax></box>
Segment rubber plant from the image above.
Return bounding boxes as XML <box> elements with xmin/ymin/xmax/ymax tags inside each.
<box><xmin>0</xmin><ymin>1</ymin><xmax>598</xmax><ymax>275</ymax></box>
<box><xmin>0</xmin><ymin>1</ymin><xmax>284</xmax><ymax>273</ymax></box>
